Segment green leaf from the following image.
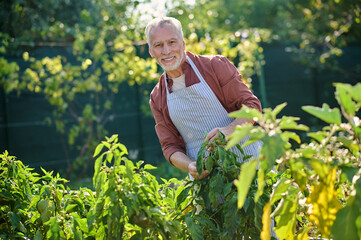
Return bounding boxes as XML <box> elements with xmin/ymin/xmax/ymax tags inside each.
<box><xmin>118</xmin><ymin>143</ymin><xmax>128</xmax><ymax>155</ymax></box>
<box><xmin>226</xmin><ymin>123</ymin><xmax>253</xmax><ymax>150</ymax></box>
<box><xmin>281</xmin><ymin>131</ymin><xmax>301</xmax><ymax>144</ymax></box>
<box><xmin>176</xmin><ymin>186</ymin><xmax>191</xmax><ymax>208</ymax></box>
<box><xmin>255</xmin><ymin>165</ymin><xmax>265</xmax><ymax>202</ymax></box>
<box><xmin>308</xmin><ymin>131</ymin><xmax>328</xmax><ymax>143</ymax></box>
<box><xmin>337</xmin><ymin>136</ymin><xmax>360</xmax><ymax>152</ymax></box>
<box><xmin>334</xmin><ymin>83</ymin><xmax>359</xmax><ymax>116</ymax></box>
<box><xmin>223</xmin><ymin>194</ymin><xmax>239</xmax><ymax>237</ymax></box>
<box><xmin>279</xmin><ymin>116</ymin><xmax>309</xmax><ymax>131</ymax></box>
<box><xmin>228</xmin><ymin>105</ymin><xmax>262</xmax><ymax>120</ymax></box>
<box><xmin>46</xmin><ymin>216</ymin><xmax>61</xmax><ymax>239</ymax></box>
<box><xmin>270</xmin><ymin>178</ymin><xmax>292</xmax><ymax>205</ymax></box>
<box><xmin>209</xmin><ymin>173</ymin><xmax>223</xmax><ymax>206</ymax></box>
<box><xmin>272</xmin><ymin>102</ymin><xmax>287</xmax><ymax>117</ymax></box>
<box><xmin>185</xmin><ymin>216</ymin><xmax>204</xmax><ymax>240</ymax></box>
<box><xmin>196</xmin><ymin>142</ymin><xmax>207</xmax><ymax>176</ymax></box>
<box><xmin>331</xmin><ymin>201</ymin><xmax>360</xmax><ymax>240</ymax></box>
<box><xmin>196</xmin><ymin>157</ymin><xmax>203</xmax><ymax>176</ymax></box>
<box><xmin>96</xmin><ymin>225</ymin><xmax>106</xmax><ymax>239</ymax></box>
<box><xmin>93</xmin><ymin>156</ymin><xmax>102</xmax><ymax>186</ymax></box>
<box><xmin>93</xmin><ymin>143</ymin><xmax>104</xmax><ymax>157</ymax></box>
<box><xmin>260</xmin><ymin>133</ymin><xmax>285</xmax><ymax>170</ymax></box>
<box><xmin>234</xmin><ymin>158</ymin><xmax>258</xmax><ymax>209</ymax></box>
<box><xmin>204</xmin><ymin>155</ymin><xmax>214</xmax><ymax>172</ymax></box>
<box><xmin>71</xmin><ymin>213</ymin><xmax>88</xmax><ymax>233</ymax></box>
<box><xmin>34</xmin><ymin>230</ymin><xmax>43</xmax><ymax>240</ymax></box>
<box><xmin>274</xmin><ymin>188</ymin><xmax>298</xmax><ymax>239</ymax></box>
<box><xmin>143</xmin><ymin>164</ymin><xmax>157</xmax><ymax>170</ymax></box>
<box><xmin>349</xmin><ymin>83</ymin><xmax>361</xmax><ymax>102</ymax></box>
<box><xmin>302</xmin><ymin>103</ymin><xmax>341</xmax><ymax>125</ymax></box>
<box><xmin>9</xmin><ymin>212</ymin><xmax>20</xmax><ymax>230</ymax></box>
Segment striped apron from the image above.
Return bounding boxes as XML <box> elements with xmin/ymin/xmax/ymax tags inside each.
<box><xmin>165</xmin><ymin>56</ymin><xmax>277</xmax><ymax>238</ymax></box>
<box><xmin>165</xmin><ymin>56</ymin><xmax>261</xmax><ymax>163</ymax></box>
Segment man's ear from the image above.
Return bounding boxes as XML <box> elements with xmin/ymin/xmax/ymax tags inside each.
<box><xmin>149</xmin><ymin>48</ymin><xmax>154</xmax><ymax>57</ymax></box>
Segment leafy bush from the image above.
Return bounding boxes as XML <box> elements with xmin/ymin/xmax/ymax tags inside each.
<box><xmin>226</xmin><ymin>82</ymin><xmax>361</xmax><ymax>239</ymax></box>
<box><xmin>0</xmin><ymin>136</ymin><xmax>186</xmax><ymax>239</ymax></box>
<box><xmin>1</xmin><ymin>82</ymin><xmax>360</xmax><ymax>240</ymax></box>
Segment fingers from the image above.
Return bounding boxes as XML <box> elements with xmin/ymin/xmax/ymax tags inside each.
<box><xmin>204</xmin><ymin>128</ymin><xmax>219</xmax><ymax>142</ymax></box>
<box><xmin>205</xmin><ymin>129</ymin><xmax>220</xmax><ymax>151</ymax></box>
<box><xmin>188</xmin><ymin>162</ymin><xmax>209</xmax><ymax>180</ymax></box>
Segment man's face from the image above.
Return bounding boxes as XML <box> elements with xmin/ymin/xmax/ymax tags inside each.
<box><xmin>148</xmin><ymin>24</ymin><xmax>185</xmax><ymax>75</ymax></box>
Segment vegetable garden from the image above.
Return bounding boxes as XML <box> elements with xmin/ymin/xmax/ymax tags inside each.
<box><xmin>1</xmin><ymin>82</ymin><xmax>360</xmax><ymax>239</ymax></box>
<box><xmin>1</xmin><ymin>0</ymin><xmax>361</xmax><ymax>239</ymax></box>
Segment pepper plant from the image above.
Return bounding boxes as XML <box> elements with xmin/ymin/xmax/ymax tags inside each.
<box><xmin>226</xmin><ymin>82</ymin><xmax>361</xmax><ymax>240</ymax></box>
<box><xmin>178</xmin><ymin>132</ymin><xmax>279</xmax><ymax>240</ymax></box>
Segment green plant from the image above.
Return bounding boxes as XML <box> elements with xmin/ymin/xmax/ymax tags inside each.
<box><xmin>0</xmin><ymin>151</ymin><xmax>94</xmax><ymax>239</ymax></box>
<box><xmin>174</xmin><ymin>131</ymin><xmax>278</xmax><ymax>239</ymax></box>
<box><xmin>226</xmin><ymin>82</ymin><xmax>361</xmax><ymax>239</ymax></box>
<box><xmin>90</xmin><ymin>134</ymin><xmax>185</xmax><ymax>239</ymax></box>
<box><xmin>0</xmin><ymin>135</ymin><xmax>188</xmax><ymax>239</ymax></box>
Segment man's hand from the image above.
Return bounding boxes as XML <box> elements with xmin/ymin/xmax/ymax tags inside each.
<box><xmin>188</xmin><ymin>161</ymin><xmax>209</xmax><ymax>180</ymax></box>
<box><xmin>204</xmin><ymin>126</ymin><xmax>231</xmax><ymax>151</ymax></box>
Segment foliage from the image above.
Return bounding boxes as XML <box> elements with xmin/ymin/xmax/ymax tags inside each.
<box><xmin>91</xmin><ymin>134</ymin><xmax>183</xmax><ymax>239</ymax></box>
<box><xmin>2</xmin><ymin>0</ymin><xmax>360</xmax><ymax>178</ymax></box>
<box><xmin>226</xmin><ymin>82</ymin><xmax>361</xmax><ymax>239</ymax></box>
<box><xmin>1</xmin><ymin>82</ymin><xmax>360</xmax><ymax>239</ymax></box>
<box><xmin>0</xmin><ymin>0</ymin><xmax>160</xmax><ymax>180</ymax></box>
<box><xmin>171</xmin><ymin>0</ymin><xmax>361</xmax><ymax>74</ymax></box>
<box><xmin>178</xmin><ymin>131</ymin><xmax>277</xmax><ymax>239</ymax></box>
<box><xmin>274</xmin><ymin>0</ymin><xmax>361</xmax><ymax>73</ymax></box>
<box><xmin>0</xmin><ymin>135</ymin><xmax>186</xmax><ymax>239</ymax></box>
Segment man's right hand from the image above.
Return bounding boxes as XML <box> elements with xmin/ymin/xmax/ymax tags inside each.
<box><xmin>188</xmin><ymin>161</ymin><xmax>209</xmax><ymax>180</ymax></box>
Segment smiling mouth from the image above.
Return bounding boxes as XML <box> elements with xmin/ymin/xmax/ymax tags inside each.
<box><xmin>162</xmin><ymin>56</ymin><xmax>175</xmax><ymax>62</ymax></box>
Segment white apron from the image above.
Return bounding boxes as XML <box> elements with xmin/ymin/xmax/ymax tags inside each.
<box><xmin>165</xmin><ymin>56</ymin><xmax>261</xmax><ymax>162</ymax></box>
<box><xmin>165</xmin><ymin>56</ymin><xmax>277</xmax><ymax>238</ymax></box>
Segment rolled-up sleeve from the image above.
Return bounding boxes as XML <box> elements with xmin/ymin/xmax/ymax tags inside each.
<box><xmin>149</xmin><ymin>85</ymin><xmax>186</xmax><ymax>163</ymax></box>
<box><xmin>211</xmin><ymin>56</ymin><xmax>262</xmax><ymax>112</ymax></box>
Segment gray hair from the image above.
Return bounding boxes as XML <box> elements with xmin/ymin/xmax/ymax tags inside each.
<box><xmin>145</xmin><ymin>17</ymin><xmax>184</xmax><ymax>45</ymax></box>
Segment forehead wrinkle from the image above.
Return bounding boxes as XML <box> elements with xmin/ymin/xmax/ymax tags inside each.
<box><xmin>150</xmin><ymin>25</ymin><xmax>182</xmax><ymax>41</ymax></box>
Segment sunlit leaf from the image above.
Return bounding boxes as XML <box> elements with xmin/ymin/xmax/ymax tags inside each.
<box><xmin>255</xmin><ymin>162</ymin><xmax>266</xmax><ymax>202</ymax></box>
<box><xmin>279</xmin><ymin>116</ymin><xmax>309</xmax><ymax>131</ymax></box>
<box><xmin>226</xmin><ymin>123</ymin><xmax>253</xmax><ymax>150</ymax></box>
<box><xmin>274</xmin><ymin>188</ymin><xmax>298</xmax><ymax>239</ymax></box>
<box><xmin>302</xmin><ymin>103</ymin><xmax>341</xmax><ymax>125</ymax></box>
<box><xmin>281</xmin><ymin>131</ymin><xmax>301</xmax><ymax>144</ymax></box>
<box><xmin>270</xmin><ymin>178</ymin><xmax>292</xmax><ymax>205</ymax></box>
<box><xmin>228</xmin><ymin>105</ymin><xmax>262</xmax><ymax>120</ymax></box>
<box><xmin>306</xmin><ymin>168</ymin><xmax>342</xmax><ymax>236</ymax></box>
<box><xmin>143</xmin><ymin>164</ymin><xmax>157</xmax><ymax>170</ymax></box>
<box><xmin>334</xmin><ymin>83</ymin><xmax>360</xmax><ymax>116</ymax></box>
<box><xmin>261</xmin><ymin>133</ymin><xmax>285</xmax><ymax>170</ymax></box>
<box><xmin>307</xmin><ymin>131</ymin><xmax>328</xmax><ymax>143</ymax></box>
<box><xmin>234</xmin><ymin>158</ymin><xmax>258</xmax><ymax>209</ymax></box>
<box><xmin>260</xmin><ymin>202</ymin><xmax>272</xmax><ymax>240</ymax></box>
<box><xmin>272</xmin><ymin>102</ymin><xmax>287</xmax><ymax>118</ymax></box>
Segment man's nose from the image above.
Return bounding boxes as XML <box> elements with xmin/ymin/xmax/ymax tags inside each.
<box><xmin>162</xmin><ymin>44</ymin><xmax>170</xmax><ymax>54</ymax></box>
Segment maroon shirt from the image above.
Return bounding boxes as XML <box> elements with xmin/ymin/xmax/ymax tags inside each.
<box><xmin>149</xmin><ymin>51</ymin><xmax>262</xmax><ymax>163</ymax></box>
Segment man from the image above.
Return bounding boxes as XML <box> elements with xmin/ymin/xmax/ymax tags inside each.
<box><xmin>145</xmin><ymin>17</ymin><xmax>262</xmax><ymax>180</ymax></box>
